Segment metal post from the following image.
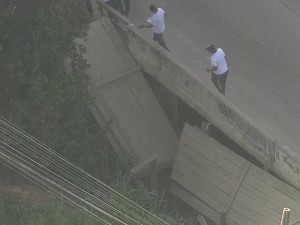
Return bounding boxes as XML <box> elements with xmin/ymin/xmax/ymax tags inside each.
<box><xmin>220</xmin><ymin>211</ymin><xmax>227</xmax><ymax>225</ymax></box>
<box><xmin>280</xmin><ymin>208</ymin><xmax>290</xmax><ymax>225</ymax></box>
<box><xmin>150</xmin><ymin>157</ymin><xmax>158</xmax><ymax>193</ymax></box>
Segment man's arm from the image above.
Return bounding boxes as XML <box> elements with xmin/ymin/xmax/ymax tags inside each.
<box><xmin>206</xmin><ymin>66</ymin><xmax>218</xmax><ymax>73</ymax></box>
<box><xmin>206</xmin><ymin>58</ymin><xmax>218</xmax><ymax>72</ymax></box>
<box><xmin>138</xmin><ymin>23</ymin><xmax>153</xmax><ymax>29</ymax></box>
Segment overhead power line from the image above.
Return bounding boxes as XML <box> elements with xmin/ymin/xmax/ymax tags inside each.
<box><xmin>0</xmin><ymin>116</ymin><xmax>169</xmax><ymax>225</ymax></box>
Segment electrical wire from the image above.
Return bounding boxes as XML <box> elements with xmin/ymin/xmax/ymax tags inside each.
<box><xmin>0</xmin><ymin>127</ymin><xmax>147</xmax><ymax>224</ymax></box>
<box><xmin>0</xmin><ymin>116</ymin><xmax>169</xmax><ymax>225</ymax></box>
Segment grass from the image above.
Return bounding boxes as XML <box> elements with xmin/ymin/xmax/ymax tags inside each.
<box><xmin>0</xmin><ymin>176</ymin><xmax>167</xmax><ymax>225</ymax></box>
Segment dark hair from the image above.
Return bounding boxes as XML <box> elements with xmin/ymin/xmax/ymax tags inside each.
<box><xmin>206</xmin><ymin>44</ymin><xmax>217</xmax><ymax>53</ymax></box>
<box><xmin>149</xmin><ymin>4</ymin><xmax>157</xmax><ymax>13</ymax></box>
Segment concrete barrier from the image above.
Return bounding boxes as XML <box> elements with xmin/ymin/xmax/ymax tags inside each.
<box><xmin>124</xmin><ymin>25</ymin><xmax>300</xmax><ymax>190</ymax></box>
<box><xmin>97</xmin><ymin>1</ymin><xmax>300</xmax><ymax>189</ymax></box>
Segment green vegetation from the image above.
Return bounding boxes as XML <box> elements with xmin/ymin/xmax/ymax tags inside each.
<box><xmin>0</xmin><ymin>0</ymin><xmax>90</xmax><ymax>147</ymax></box>
<box><xmin>0</xmin><ymin>177</ymin><xmax>166</xmax><ymax>225</ymax></box>
<box><xmin>0</xmin><ymin>0</ymin><xmax>170</xmax><ymax>224</ymax></box>
<box><xmin>111</xmin><ymin>176</ymin><xmax>165</xmax><ymax>216</ymax></box>
<box><xmin>0</xmin><ymin>0</ymin><xmax>120</xmax><ymax>177</ymax></box>
<box><xmin>1</xmin><ymin>194</ymin><xmax>99</xmax><ymax>225</ymax></box>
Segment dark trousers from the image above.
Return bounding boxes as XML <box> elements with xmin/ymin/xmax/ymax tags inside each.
<box><xmin>124</xmin><ymin>0</ymin><xmax>130</xmax><ymax>15</ymax></box>
<box><xmin>153</xmin><ymin>32</ymin><xmax>169</xmax><ymax>51</ymax></box>
<box><xmin>102</xmin><ymin>0</ymin><xmax>116</xmax><ymax>19</ymax></box>
<box><xmin>211</xmin><ymin>70</ymin><xmax>228</xmax><ymax>96</ymax></box>
<box><xmin>105</xmin><ymin>0</ymin><xmax>115</xmax><ymax>8</ymax></box>
<box><xmin>115</xmin><ymin>0</ymin><xmax>124</xmax><ymax>13</ymax></box>
<box><xmin>104</xmin><ymin>0</ymin><xmax>129</xmax><ymax>16</ymax></box>
<box><xmin>85</xmin><ymin>0</ymin><xmax>93</xmax><ymax>14</ymax></box>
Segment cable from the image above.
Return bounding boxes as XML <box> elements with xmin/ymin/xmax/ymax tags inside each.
<box><xmin>0</xmin><ymin>120</ymin><xmax>165</xmax><ymax>225</ymax></box>
<box><xmin>0</xmin><ymin>116</ymin><xmax>169</xmax><ymax>225</ymax></box>
<box><xmin>0</xmin><ymin>136</ymin><xmax>147</xmax><ymax>225</ymax></box>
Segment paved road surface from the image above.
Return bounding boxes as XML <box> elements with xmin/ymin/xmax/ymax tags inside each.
<box><xmin>127</xmin><ymin>0</ymin><xmax>300</xmax><ymax>151</ymax></box>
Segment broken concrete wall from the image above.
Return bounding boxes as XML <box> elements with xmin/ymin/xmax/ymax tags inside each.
<box><xmin>122</xmin><ymin>25</ymin><xmax>300</xmax><ymax>190</ymax></box>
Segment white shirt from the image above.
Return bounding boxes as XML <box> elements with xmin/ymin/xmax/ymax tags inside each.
<box><xmin>147</xmin><ymin>8</ymin><xmax>166</xmax><ymax>34</ymax></box>
<box><xmin>210</xmin><ymin>48</ymin><xmax>228</xmax><ymax>75</ymax></box>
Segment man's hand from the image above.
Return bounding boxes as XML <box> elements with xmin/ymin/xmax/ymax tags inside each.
<box><xmin>138</xmin><ymin>23</ymin><xmax>153</xmax><ymax>29</ymax></box>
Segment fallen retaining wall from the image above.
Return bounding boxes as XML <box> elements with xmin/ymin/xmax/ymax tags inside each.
<box><xmin>123</xmin><ymin>25</ymin><xmax>300</xmax><ymax>190</ymax></box>
<box><xmin>96</xmin><ymin>1</ymin><xmax>300</xmax><ymax>190</ymax></box>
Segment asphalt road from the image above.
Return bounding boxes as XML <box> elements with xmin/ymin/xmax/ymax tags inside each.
<box><xmin>127</xmin><ymin>0</ymin><xmax>300</xmax><ymax>151</ymax></box>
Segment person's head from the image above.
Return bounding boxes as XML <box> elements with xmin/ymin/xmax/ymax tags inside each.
<box><xmin>206</xmin><ymin>44</ymin><xmax>217</xmax><ymax>54</ymax></box>
<box><xmin>149</xmin><ymin>4</ymin><xmax>158</xmax><ymax>13</ymax></box>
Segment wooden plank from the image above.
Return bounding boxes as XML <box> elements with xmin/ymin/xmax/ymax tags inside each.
<box><xmin>97</xmin><ymin>19</ymin><xmax>134</xmax><ymax>73</ymax></box>
<box><xmin>172</xmin><ymin>169</ymin><xmax>227</xmax><ymax>211</ymax></box>
<box><xmin>128</xmin><ymin>73</ymin><xmax>178</xmax><ymax>156</ymax></box>
<box><xmin>181</xmin><ymin>129</ymin><xmax>246</xmax><ymax>169</ymax></box>
<box><xmin>179</xmin><ymin>141</ymin><xmax>242</xmax><ymax>180</ymax></box>
<box><xmin>125</xmin><ymin>73</ymin><xmax>176</xmax><ymax>160</ymax></box>
<box><xmin>224</xmin><ymin>162</ymin><xmax>251</xmax><ymax>214</ymax></box>
<box><xmin>172</xmin><ymin>124</ymin><xmax>300</xmax><ymax>225</ymax></box>
<box><xmin>88</xmin><ymin>31</ymin><xmax>122</xmax><ymax>84</ymax></box>
<box><xmin>89</xmin><ymin>104</ymin><xmax>123</xmax><ymax>156</ymax></box>
<box><xmin>100</xmin><ymin>76</ymin><xmax>166</xmax><ymax>162</ymax></box>
<box><xmin>227</xmin><ymin>209</ymin><xmax>259</xmax><ymax>225</ymax></box>
<box><xmin>290</xmin><ymin>215</ymin><xmax>300</xmax><ymax>225</ymax></box>
<box><xmin>234</xmin><ymin>190</ymin><xmax>281</xmax><ymax>223</ymax></box>
<box><xmin>183</xmin><ymin>124</ymin><xmax>246</xmax><ymax>168</ymax></box>
<box><xmin>227</xmin><ymin>219</ymin><xmax>239</xmax><ymax>225</ymax></box>
<box><xmin>94</xmin><ymin>86</ymin><xmax>175</xmax><ymax>170</ymax></box>
<box><xmin>240</xmin><ymin>182</ymin><xmax>300</xmax><ymax>223</ymax></box>
<box><xmin>85</xmin><ymin>18</ymin><xmax>177</xmax><ymax>169</ymax></box>
<box><xmin>115</xmin><ymin>76</ymin><xmax>161</xmax><ymax>160</ymax></box>
<box><xmin>100</xmin><ymin>17</ymin><xmax>136</xmax><ymax>68</ymax></box>
<box><xmin>170</xmin><ymin>183</ymin><xmax>220</xmax><ymax>224</ymax></box>
<box><xmin>180</xmin><ymin>136</ymin><xmax>246</xmax><ymax>176</ymax></box>
<box><xmin>95</xmin><ymin>85</ymin><xmax>141</xmax><ymax>160</ymax></box>
<box><xmin>86</xmin><ymin>57</ymin><xmax>102</xmax><ymax>84</ymax></box>
<box><xmin>85</xmin><ymin>37</ymin><xmax>108</xmax><ymax>81</ymax></box>
<box><xmin>87</xmin><ymin>24</ymin><xmax>114</xmax><ymax>75</ymax></box>
<box><xmin>239</xmin><ymin>182</ymin><xmax>289</xmax><ymax>214</ymax></box>
<box><xmin>244</xmin><ymin>174</ymin><xmax>300</xmax><ymax>213</ymax></box>
<box><xmin>174</xmin><ymin>150</ymin><xmax>236</xmax><ymax>195</ymax></box>
<box><xmin>173</xmin><ymin>158</ymin><xmax>231</xmax><ymax>202</ymax></box>
<box><xmin>87</xmin><ymin>20</ymin><xmax>134</xmax><ymax>86</ymax></box>
<box><xmin>121</xmin><ymin>71</ymin><xmax>177</xmax><ymax>160</ymax></box>
<box><xmin>230</xmin><ymin>200</ymin><xmax>277</xmax><ymax>225</ymax></box>
<box><xmin>249</xmin><ymin>165</ymin><xmax>300</xmax><ymax>203</ymax></box>
<box><xmin>117</xmin><ymin>75</ymin><xmax>160</xmax><ymax>149</ymax></box>
<box><xmin>93</xmin><ymin>66</ymin><xmax>140</xmax><ymax>88</ymax></box>
<box><xmin>101</xmin><ymin>82</ymin><xmax>146</xmax><ymax>159</ymax></box>
<box><xmin>91</xmin><ymin>20</ymin><xmax>122</xmax><ymax>67</ymax></box>
<box><xmin>96</xmin><ymin>72</ymin><xmax>177</xmax><ymax>166</ymax></box>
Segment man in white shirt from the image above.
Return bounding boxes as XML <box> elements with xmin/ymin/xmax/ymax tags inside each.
<box><xmin>206</xmin><ymin>44</ymin><xmax>229</xmax><ymax>96</ymax></box>
<box><xmin>138</xmin><ymin>4</ymin><xmax>169</xmax><ymax>51</ymax></box>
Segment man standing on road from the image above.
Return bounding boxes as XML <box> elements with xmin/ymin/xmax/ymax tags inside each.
<box><xmin>138</xmin><ymin>4</ymin><xmax>169</xmax><ymax>51</ymax></box>
<box><xmin>206</xmin><ymin>44</ymin><xmax>228</xmax><ymax>96</ymax></box>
